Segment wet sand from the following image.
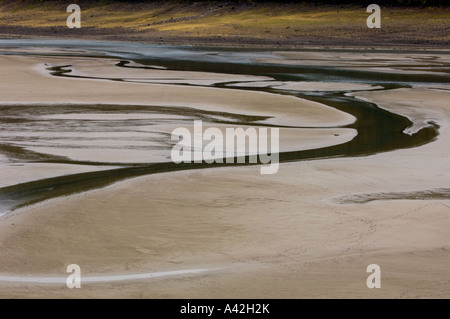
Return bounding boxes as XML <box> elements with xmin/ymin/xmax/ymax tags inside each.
<box><xmin>0</xmin><ymin>55</ymin><xmax>355</xmax><ymax>127</ymax></box>
<box><xmin>0</xmin><ymin>50</ymin><xmax>449</xmax><ymax>298</ymax></box>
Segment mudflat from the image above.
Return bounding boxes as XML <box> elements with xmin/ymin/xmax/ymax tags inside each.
<box><xmin>0</xmin><ymin>47</ymin><xmax>449</xmax><ymax>298</ymax></box>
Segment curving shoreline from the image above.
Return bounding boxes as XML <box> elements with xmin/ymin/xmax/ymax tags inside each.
<box><xmin>0</xmin><ymin>46</ymin><xmax>440</xmax><ymax>215</ymax></box>
<box><xmin>0</xmin><ymin>42</ymin><xmax>449</xmax><ymax>298</ymax></box>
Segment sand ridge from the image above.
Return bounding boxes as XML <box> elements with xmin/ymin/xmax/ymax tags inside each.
<box><xmin>0</xmin><ymin>55</ymin><xmax>355</xmax><ymax>127</ymax></box>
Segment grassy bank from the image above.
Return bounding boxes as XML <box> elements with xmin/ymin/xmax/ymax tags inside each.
<box><xmin>0</xmin><ymin>1</ymin><xmax>449</xmax><ymax>47</ymax></box>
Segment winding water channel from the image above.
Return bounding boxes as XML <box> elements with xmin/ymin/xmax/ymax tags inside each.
<box><xmin>0</xmin><ymin>39</ymin><xmax>447</xmax><ymax>215</ymax></box>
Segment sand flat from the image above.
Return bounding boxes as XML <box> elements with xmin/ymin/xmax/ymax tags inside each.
<box><xmin>0</xmin><ymin>53</ymin><xmax>449</xmax><ymax>298</ymax></box>
<box><xmin>61</xmin><ymin>57</ymin><xmax>273</xmax><ymax>86</ymax></box>
<box><xmin>0</xmin><ymin>55</ymin><xmax>355</xmax><ymax>127</ymax></box>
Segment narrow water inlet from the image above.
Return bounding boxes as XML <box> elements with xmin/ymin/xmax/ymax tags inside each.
<box><xmin>0</xmin><ymin>40</ymin><xmax>447</xmax><ymax>215</ymax></box>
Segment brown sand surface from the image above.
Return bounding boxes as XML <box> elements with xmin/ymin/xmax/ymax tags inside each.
<box><xmin>0</xmin><ymin>55</ymin><xmax>355</xmax><ymax>127</ymax></box>
<box><xmin>0</xmin><ymin>53</ymin><xmax>449</xmax><ymax>298</ymax></box>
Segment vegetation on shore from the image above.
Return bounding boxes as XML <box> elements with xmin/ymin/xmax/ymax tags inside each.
<box><xmin>0</xmin><ymin>0</ymin><xmax>448</xmax><ymax>47</ymax></box>
<box><xmin>15</xmin><ymin>0</ymin><xmax>450</xmax><ymax>7</ymax></box>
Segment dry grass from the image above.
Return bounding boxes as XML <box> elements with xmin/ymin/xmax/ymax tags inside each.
<box><xmin>0</xmin><ymin>1</ymin><xmax>449</xmax><ymax>46</ymax></box>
